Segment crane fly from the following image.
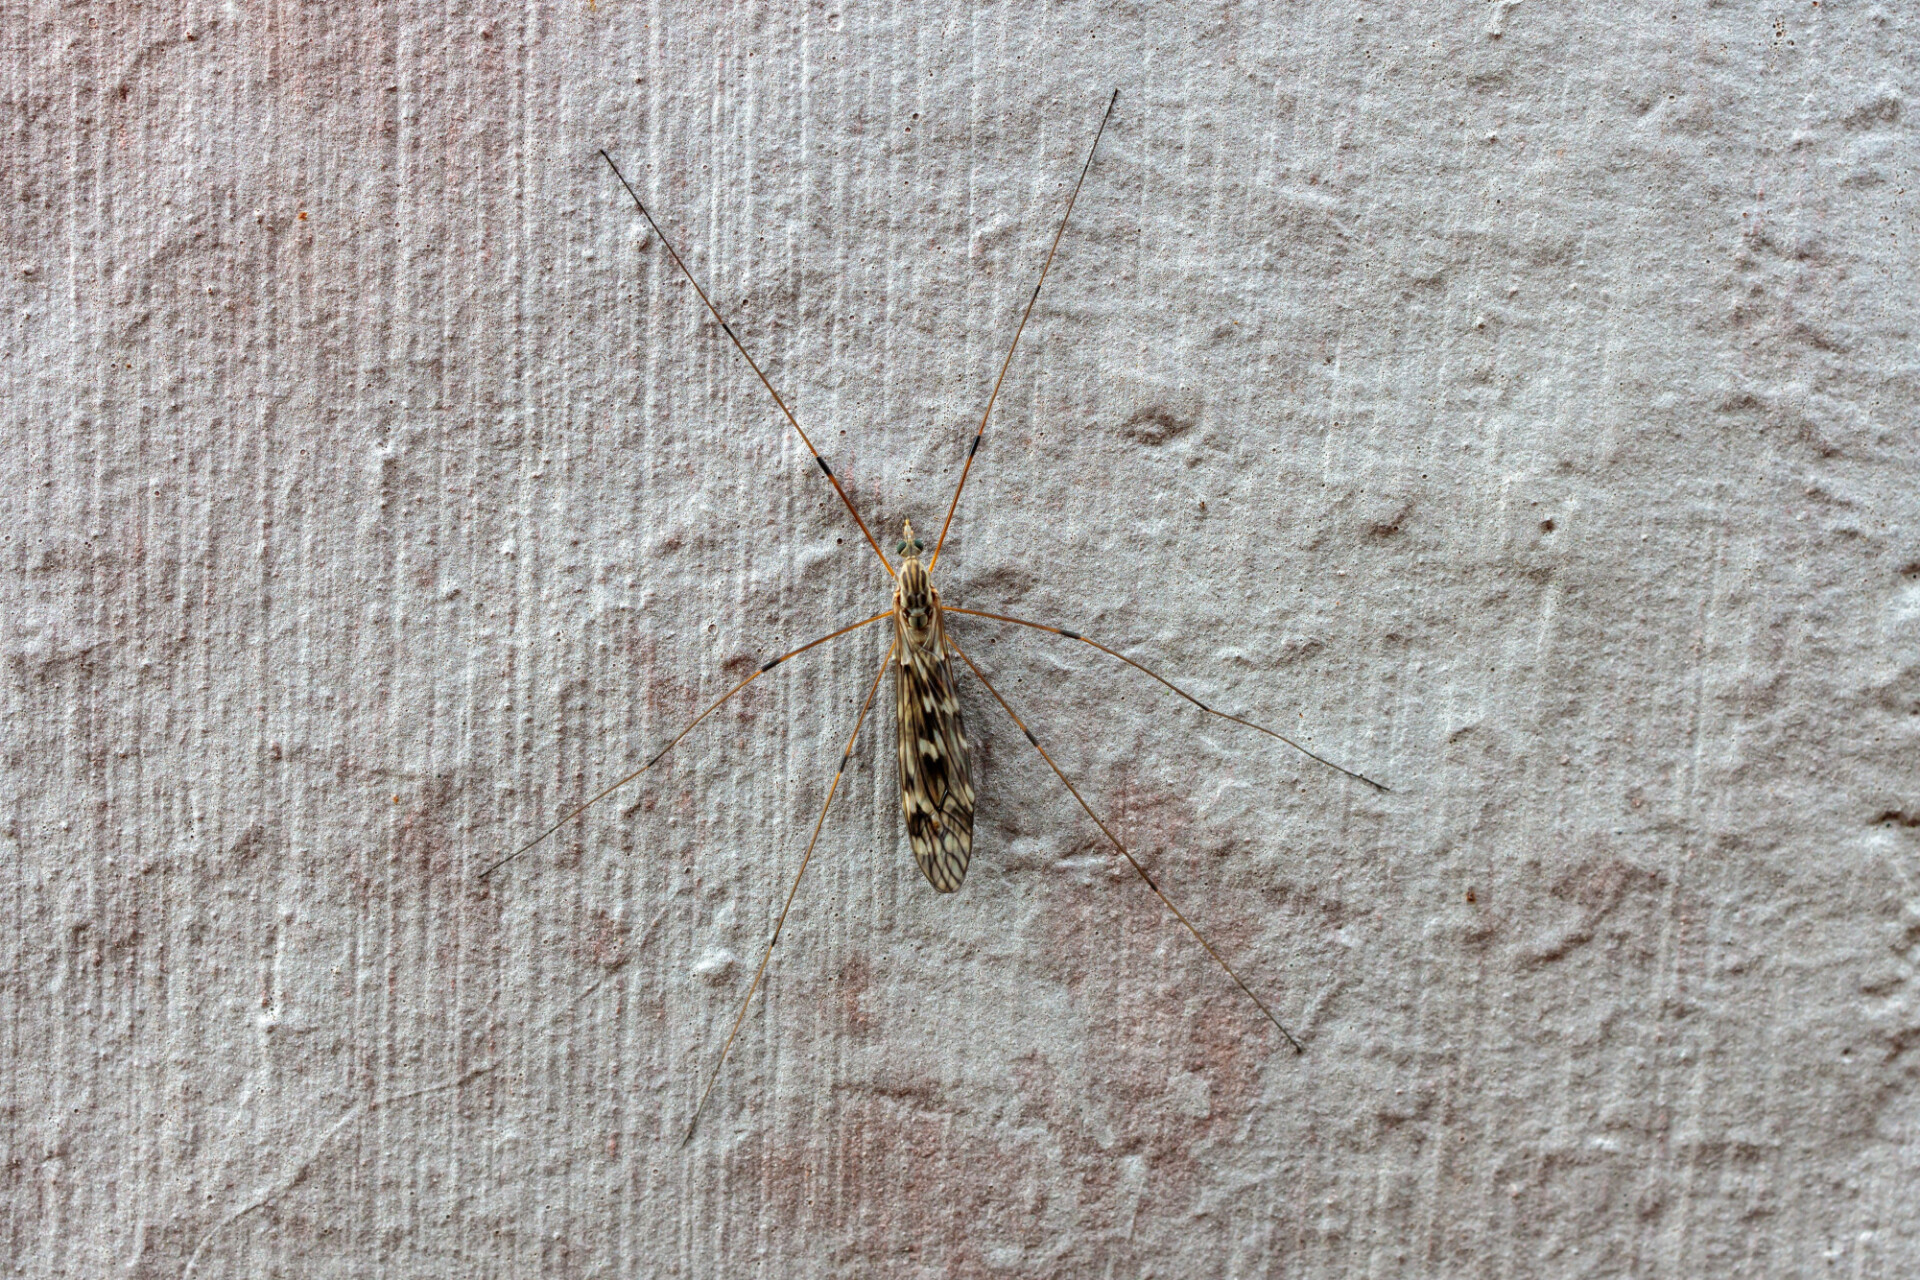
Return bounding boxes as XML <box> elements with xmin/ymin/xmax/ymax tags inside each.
<box><xmin>480</xmin><ymin>91</ymin><xmax>1388</xmax><ymax>1142</ymax></box>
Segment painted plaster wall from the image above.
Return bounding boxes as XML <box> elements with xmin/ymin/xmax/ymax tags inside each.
<box><xmin>5</xmin><ymin>2</ymin><xmax>1917</xmax><ymax>1276</ymax></box>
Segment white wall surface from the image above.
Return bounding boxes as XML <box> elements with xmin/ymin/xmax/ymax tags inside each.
<box><xmin>5</xmin><ymin>2</ymin><xmax>1917</xmax><ymax>1276</ymax></box>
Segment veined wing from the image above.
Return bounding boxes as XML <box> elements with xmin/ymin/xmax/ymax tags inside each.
<box><xmin>895</xmin><ymin>611</ymin><xmax>975</xmax><ymax>892</ymax></box>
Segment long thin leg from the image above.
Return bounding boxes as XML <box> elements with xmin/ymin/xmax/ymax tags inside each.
<box><xmin>480</xmin><ymin>609</ymin><xmax>892</xmax><ymax>880</ymax></box>
<box><xmin>684</xmin><ymin>639</ymin><xmax>896</xmax><ymax>1144</ymax></box>
<box><xmin>945</xmin><ymin>606</ymin><xmax>1389</xmax><ymax>793</ymax></box>
<box><xmin>947</xmin><ymin>637</ymin><xmax>1304</xmax><ymax>1054</ymax></box>
<box><xmin>928</xmin><ymin>90</ymin><xmax>1119</xmax><ymax>572</ymax></box>
<box><xmin>600</xmin><ymin>150</ymin><xmax>896</xmax><ymax>580</ymax></box>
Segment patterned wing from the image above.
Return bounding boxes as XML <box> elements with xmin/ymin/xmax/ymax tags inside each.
<box><xmin>896</xmin><ymin>615</ymin><xmax>975</xmax><ymax>892</ymax></box>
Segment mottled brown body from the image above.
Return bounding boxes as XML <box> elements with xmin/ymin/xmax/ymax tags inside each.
<box><xmin>892</xmin><ymin>521</ymin><xmax>975</xmax><ymax>891</ymax></box>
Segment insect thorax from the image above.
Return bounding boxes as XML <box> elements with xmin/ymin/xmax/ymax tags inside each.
<box><xmin>895</xmin><ymin>556</ymin><xmax>940</xmax><ymax>648</ymax></box>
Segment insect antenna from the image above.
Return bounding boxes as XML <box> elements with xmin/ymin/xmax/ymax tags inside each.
<box><xmin>947</xmin><ymin>637</ymin><xmax>1305</xmax><ymax>1054</ymax></box>
<box><xmin>599</xmin><ymin>149</ymin><xmax>896</xmax><ymax>580</ymax></box>
<box><xmin>479</xmin><ymin>610</ymin><xmax>892</xmax><ymax>880</ymax></box>
<box><xmin>683</xmin><ymin>640</ymin><xmax>897</xmax><ymax>1144</ymax></box>
<box><xmin>945</xmin><ymin>606</ymin><xmax>1389</xmax><ymax>792</ymax></box>
<box><xmin>928</xmin><ymin>88</ymin><xmax>1119</xmax><ymax>572</ymax></box>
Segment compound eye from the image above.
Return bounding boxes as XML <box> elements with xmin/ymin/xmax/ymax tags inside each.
<box><xmin>895</xmin><ymin>539</ymin><xmax>908</xmax><ymax>555</ymax></box>
<box><xmin>912</xmin><ymin>538</ymin><xmax>925</xmax><ymax>552</ymax></box>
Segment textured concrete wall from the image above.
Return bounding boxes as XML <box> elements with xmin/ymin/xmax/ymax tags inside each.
<box><xmin>6</xmin><ymin>2</ymin><xmax>1917</xmax><ymax>1276</ymax></box>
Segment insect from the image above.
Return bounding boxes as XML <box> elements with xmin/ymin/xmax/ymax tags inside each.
<box><xmin>482</xmin><ymin>91</ymin><xmax>1386</xmax><ymax>1141</ymax></box>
